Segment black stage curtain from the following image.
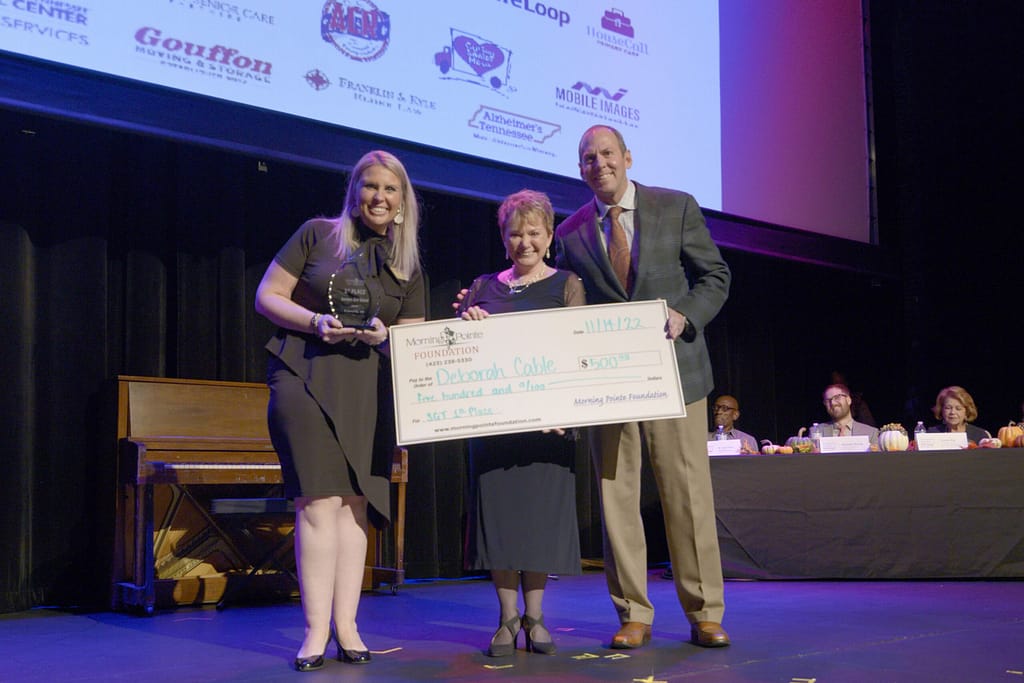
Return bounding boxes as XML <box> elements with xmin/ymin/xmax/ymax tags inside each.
<box><xmin>0</xmin><ymin>107</ymin><xmax>904</xmax><ymax>612</ymax></box>
<box><xmin>0</xmin><ymin>114</ymin><xmax>606</xmax><ymax>612</ymax></box>
<box><xmin>5</xmin><ymin>0</ymin><xmax>1023</xmax><ymax>607</ymax></box>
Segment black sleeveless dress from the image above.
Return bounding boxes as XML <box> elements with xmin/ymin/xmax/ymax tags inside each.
<box><xmin>462</xmin><ymin>270</ymin><xmax>582</xmax><ymax>574</ymax></box>
<box><xmin>264</xmin><ymin>219</ymin><xmax>424</xmax><ymax>525</ymax></box>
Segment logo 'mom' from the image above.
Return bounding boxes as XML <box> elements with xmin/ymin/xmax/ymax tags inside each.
<box><xmin>572</xmin><ymin>81</ymin><xmax>627</xmax><ymax>101</ymax></box>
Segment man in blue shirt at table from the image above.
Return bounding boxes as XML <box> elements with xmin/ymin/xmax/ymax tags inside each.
<box><xmin>707</xmin><ymin>394</ymin><xmax>758</xmax><ymax>454</ymax></box>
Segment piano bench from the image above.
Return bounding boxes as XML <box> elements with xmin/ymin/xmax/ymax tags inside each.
<box><xmin>209</xmin><ymin>497</ymin><xmax>298</xmax><ymax>610</ymax></box>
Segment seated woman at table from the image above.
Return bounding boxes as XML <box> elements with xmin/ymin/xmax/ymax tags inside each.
<box><xmin>458</xmin><ymin>189</ymin><xmax>585</xmax><ymax>657</ymax></box>
<box><xmin>926</xmin><ymin>385</ymin><xmax>991</xmax><ymax>444</ymax></box>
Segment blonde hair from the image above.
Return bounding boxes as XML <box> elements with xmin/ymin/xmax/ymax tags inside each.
<box><xmin>932</xmin><ymin>385</ymin><xmax>979</xmax><ymax>423</ymax></box>
<box><xmin>331</xmin><ymin>150</ymin><xmax>421</xmax><ymax>279</ymax></box>
<box><xmin>497</xmin><ymin>189</ymin><xmax>554</xmax><ymax>238</ymax></box>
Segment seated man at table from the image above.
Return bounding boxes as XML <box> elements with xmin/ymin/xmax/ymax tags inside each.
<box><xmin>821</xmin><ymin>383</ymin><xmax>879</xmax><ymax>447</ymax></box>
<box><xmin>707</xmin><ymin>394</ymin><xmax>758</xmax><ymax>454</ymax></box>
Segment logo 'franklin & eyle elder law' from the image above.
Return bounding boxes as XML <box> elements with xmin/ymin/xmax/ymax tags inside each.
<box><xmin>305</xmin><ymin>68</ymin><xmax>330</xmax><ymax>91</ymax></box>
<box><xmin>321</xmin><ymin>0</ymin><xmax>390</xmax><ymax>62</ymax></box>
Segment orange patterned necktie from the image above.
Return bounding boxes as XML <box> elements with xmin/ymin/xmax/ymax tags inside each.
<box><xmin>606</xmin><ymin>205</ymin><xmax>630</xmax><ymax>291</ymax></box>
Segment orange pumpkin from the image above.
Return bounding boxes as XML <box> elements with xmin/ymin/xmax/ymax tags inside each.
<box><xmin>997</xmin><ymin>422</ymin><xmax>1023</xmax><ymax>448</ymax></box>
<box><xmin>1015</xmin><ymin>434</ymin><xmax>1024</xmax><ymax>448</ymax></box>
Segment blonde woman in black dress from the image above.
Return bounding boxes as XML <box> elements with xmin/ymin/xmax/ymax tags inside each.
<box><xmin>459</xmin><ymin>189</ymin><xmax>585</xmax><ymax>656</ymax></box>
<box><xmin>255</xmin><ymin>151</ymin><xmax>425</xmax><ymax>671</ymax></box>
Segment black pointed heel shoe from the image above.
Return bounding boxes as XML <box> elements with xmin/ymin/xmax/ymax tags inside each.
<box><xmin>292</xmin><ymin>634</ymin><xmax>331</xmax><ymax>671</ymax></box>
<box><xmin>339</xmin><ymin>648</ymin><xmax>371</xmax><ymax>664</ymax></box>
<box><xmin>487</xmin><ymin>613</ymin><xmax>522</xmax><ymax>657</ymax></box>
<box><xmin>332</xmin><ymin>630</ymin><xmax>371</xmax><ymax>665</ymax></box>
<box><xmin>522</xmin><ymin>614</ymin><xmax>556</xmax><ymax>655</ymax></box>
<box><xmin>292</xmin><ymin>653</ymin><xmax>325</xmax><ymax>672</ymax></box>
<box><xmin>293</xmin><ymin>634</ymin><xmax>331</xmax><ymax>672</ymax></box>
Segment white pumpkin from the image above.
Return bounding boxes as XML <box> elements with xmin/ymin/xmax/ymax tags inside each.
<box><xmin>878</xmin><ymin>423</ymin><xmax>909</xmax><ymax>452</ymax></box>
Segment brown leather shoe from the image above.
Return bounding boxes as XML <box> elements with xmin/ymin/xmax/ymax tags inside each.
<box><xmin>690</xmin><ymin>621</ymin><xmax>730</xmax><ymax>647</ymax></box>
<box><xmin>611</xmin><ymin>621</ymin><xmax>652</xmax><ymax>649</ymax></box>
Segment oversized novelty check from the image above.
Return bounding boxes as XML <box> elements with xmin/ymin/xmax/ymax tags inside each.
<box><xmin>389</xmin><ymin>300</ymin><xmax>686</xmax><ymax>445</ymax></box>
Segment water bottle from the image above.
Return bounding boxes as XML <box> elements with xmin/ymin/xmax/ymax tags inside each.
<box><xmin>715</xmin><ymin>424</ymin><xmax>727</xmax><ymax>440</ymax></box>
<box><xmin>809</xmin><ymin>422</ymin><xmax>822</xmax><ymax>451</ymax></box>
<box><xmin>914</xmin><ymin>421</ymin><xmax>926</xmax><ymax>442</ymax></box>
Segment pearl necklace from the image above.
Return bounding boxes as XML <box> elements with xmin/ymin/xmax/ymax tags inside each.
<box><xmin>504</xmin><ymin>267</ymin><xmax>550</xmax><ymax>294</ymax></box>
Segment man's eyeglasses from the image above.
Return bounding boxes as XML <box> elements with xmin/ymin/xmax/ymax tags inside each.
<box><xmin>824</xmin><ymin>393</ymin><xmax>850</xmax><ymax>404</ymax></box>
<box><xmin>712</xmin><ymin>405</ymin><xmax>736</xmax><ymax>413</ymax></box>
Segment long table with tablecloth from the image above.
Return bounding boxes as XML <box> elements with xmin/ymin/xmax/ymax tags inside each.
<box><xmin>710</xmin><ymin>449</ymin><xmax>1024</xmax><ymax>579</ymax></box>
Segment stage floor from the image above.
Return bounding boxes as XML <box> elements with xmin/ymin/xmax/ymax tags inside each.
<box><xmin>1</xmin><ymin>570</ymin><xmax>1022</xmax><ymax>682</ymax></box>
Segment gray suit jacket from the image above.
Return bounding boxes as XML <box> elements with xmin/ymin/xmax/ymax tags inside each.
<box><xmin>554</xmin><ymin>183</ymin><xmax>730</xmax><ymax>401</ymax></box>
<box><xmin>820</xmin><ymin>420</ymin><xmax>880</xmax><ymax>446</ymax></box>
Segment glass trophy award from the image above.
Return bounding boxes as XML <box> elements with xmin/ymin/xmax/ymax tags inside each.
<box><xmin>327</xmin><ymin>259</ymin><xmax>377</xmax><ymax>329</ymax></box>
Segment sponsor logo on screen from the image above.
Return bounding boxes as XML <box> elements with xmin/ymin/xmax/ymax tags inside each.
<box><xmin>166</xmin><ymin>1</ymin><xmax>276</xmax><ymax>26</ymax></box>
<box><xmin>133</xmin><ymin>26</ymin><xmax>272</xmax><ymax>84</ymax></box>
<box><xmin>302</xmin><ymin>68</ymin><xmax>437</xmax><ymax>117</ymax></box>
<box><xmin>468</xmin><ymin>106</ymin><xmax>560</xmax><ymax>155</ymax></box>
<box><xmin>589</xmin><ymin>8</ymin><xmax>648</xmax><ymax>57</ymax></box>
<box><xmin>321</xmin><ymin>0</ymin><xmax>390</xmax><ymax>62</ymax></box>
<box><xmin>1</xmin><ymin>0</ymin><xmax>89</xmax><ymax>44</ymax></box>
<box><xmin>554</xmin><ymin>81</ymin><xmax>639</xmax><ymax>127</ymax></box>
<box><xmin>495</xmin><ymin>0</ymin><xmax>570</xmax><ymax>28</ymax></box>
<box><xmin>434</xmin><ymin>29</ymin><xmax>514</xmax><ymax>94</ymax></box>
<box><xmin>304</xmin><ymin>68</ymin><xmax>330</xmax><ymax>91</ymax></box>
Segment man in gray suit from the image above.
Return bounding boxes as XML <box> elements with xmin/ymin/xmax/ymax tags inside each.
<box><xmin>554</xmin><ymin>125</ymin><xmax>731</xmax><ymax>648</ymax></box>
<box><xmin>821</xmin><ymin>383</ymin><xmax>879</xmax><ymax>446</ymax></box>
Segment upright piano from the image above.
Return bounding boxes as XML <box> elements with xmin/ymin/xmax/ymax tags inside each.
<box><xmin>112</xmin><ymin>375</ymin><xmax>406</xmax><ymax>613</ymax></box>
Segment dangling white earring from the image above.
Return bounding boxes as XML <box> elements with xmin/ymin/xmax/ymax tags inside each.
<box><xmin>545</xmin><ymin>247</ymin><xmax>551</xmax><ymax>259</ymax></box>
<box><xmin>350</xmin><ymin>206</ymin><xmax>359</xmax><ymax>218</ymax></box>
<box><xmin>393</xmin><ymin>207</ymin><xmax>404</xmax><ymax>225</ymax></box>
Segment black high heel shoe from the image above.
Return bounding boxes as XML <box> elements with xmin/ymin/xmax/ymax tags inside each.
<box><xmin>522</xmin><ymin>614</ymin><xmax>556</xmax><ymax>655</ymax></box>
<box><xmin>292</xmin><ymin>653</ymin><xmax>325</xmax><ymax>672</ymax></box>
<box><xmin>293</xmin><ymin>635</ymin><xmax>331</xmax><ymax>672</ymax></box>
<box><xmin>487</xmin><ymin>613</ymin><xmax>522</xmax><ymax>657</ymax></box>
<box><xmin>332</xmin><ymin>630</ymin><xmax>371</xmax><ymax>665</ymax></box>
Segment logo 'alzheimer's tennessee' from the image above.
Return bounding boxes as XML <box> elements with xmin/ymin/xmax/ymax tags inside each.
<box><xmin>321</xmin><ymin>0</ymin><xmax>390</xmax><ymax>62</ymax></box>
<box><xmin>554</xmin><ymin>81</ymin><xmax>640</xmax><ymax>127</ymax></box>
<box><xmin>468</xmin><ymin>107</ymin><xmax>560</xmax><ymax>144</ymax></box>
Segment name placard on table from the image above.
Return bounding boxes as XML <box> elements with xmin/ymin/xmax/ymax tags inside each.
<box><xmin>915</xmin><ymin>432</ymin><xmax>968</xmax><ymax>451</ymax></box>
<box><xmin>389</xmin><ymin>301</ymin><xmax>686</xmax><ymax>445</ymax></box>
<box><xmin>817</xmin><ymin>435</ymin><xmax>872</xmax><ymax>453</ymax></box>
<box><xmin>707</xmin><ymin>439</ymin><xmax>743</xmax><ymax>456</ymax></box>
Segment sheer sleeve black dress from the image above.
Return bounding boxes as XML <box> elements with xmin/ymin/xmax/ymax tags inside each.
<box><xmin>265</xmin><ymin>218</ymin><xmax>424</xmax><ymax>525</ymax></box>
<box><xmin>461</xmin><ymin>269</ymin><xmax>583</xmax><ymax>575</ymax></box>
